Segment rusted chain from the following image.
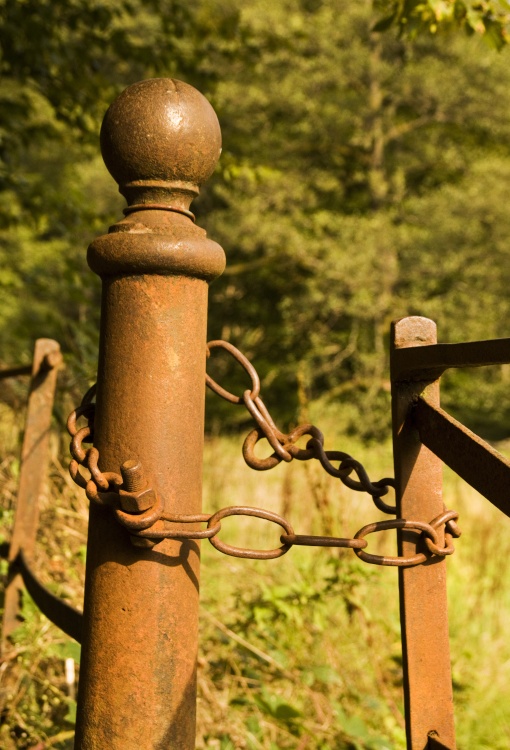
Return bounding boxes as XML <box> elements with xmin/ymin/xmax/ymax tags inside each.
<box><xmin>206</xmin><ymin>340</ymin><xmax>396</xmax><ymax>514</ymax></box>
<box><xmin>67</xmin><ymin>395</ymin><xmax>460</xmax><ymax>566</ymax></box>
<box><xmin>353</xmin><ymin>511</ymin><xmax>461</xmax><ymax>567</ymax></box>
<box><xmin>67</xmin><ymin>390</ymin><xmax>121</xmax><ymax>503</ymax></box>
<box><xmin>70</xmin><ymin>340</ymin><xmax>395</xmax><ymax>511</ymax></box>
<box><xmin>67</xmin><ymin>342</ymin><xmax>462</xmax><ymax>566</ymax></box>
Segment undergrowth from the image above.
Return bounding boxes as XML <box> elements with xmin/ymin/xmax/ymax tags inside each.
<box><xmin>1</xmin><ymin>403</ymin><xmax>510</xmax><ymax>748</ymax></box>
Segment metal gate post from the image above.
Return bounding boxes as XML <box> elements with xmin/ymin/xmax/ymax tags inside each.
<box><xmin>74</xmin><ymin>79</ymin><xmax>225</xmax><ymax>749</ymax></box>
<box><xmin>390</xmin><ymin>317</ymin><xmax>456</xmax><ymax>750</ymax></box>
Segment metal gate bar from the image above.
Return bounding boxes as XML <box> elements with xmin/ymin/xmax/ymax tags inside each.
<box><xmin>14</xmin><ymin>549</ymin><xmax>83</xmax><ymax>643</ymax></box>
<box><xmin>390</xmin><ymin>317</ymin><xmax>456</xmax><ymax>750</ymax></box>
<box><xmin>392</xmin><ymin>335</ymin><xmax>510</xmax><ymax>380</ymax></box>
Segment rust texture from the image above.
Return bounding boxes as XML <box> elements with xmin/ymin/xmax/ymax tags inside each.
<box><xmin>2</xmin><ymin>338</ymin><xmax>61</xmax><ymax>646</ymax></box>
<box><xmin>390</xmin><ymin>317</ymin><xmax>456</xmax><ymax>750</ymax></box>
<box><xmin>74</xmin><ymin>79</ymin><xmax>225</xmax><ymax>750</ymax></box>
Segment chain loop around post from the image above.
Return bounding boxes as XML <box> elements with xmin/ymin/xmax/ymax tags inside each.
<box><xmin>67</xmin><ymin>340</ymin><xmax>461</xmax><ymax>567</ymax></box>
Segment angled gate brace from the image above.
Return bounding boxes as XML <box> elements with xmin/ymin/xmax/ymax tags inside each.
<box><xmin>392</xmin><ymin>322</ymin><xmax>510</xmax><ymax>750</ymax></box>
<box><xmin>413</xmin><ymin>398</ymin><xmax>510</xmax><ymax>519</ymax></box>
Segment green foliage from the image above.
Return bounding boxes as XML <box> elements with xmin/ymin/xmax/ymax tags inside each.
<box><xmin>1</xmin><ymin>593</ymin><xmax>77</xmax><ymax>749</ymax></box>
<box><xmin>203</xmin><ymin>1</ymin><xmax>510</xmax><ymax>438</ymax></box>
<box><xmin>2</xmin><ymin>0</ymin><xmax>510</xmax><ymax>443</ymax></box>
<box><xmin>373</xmin><ymin>0</ymin><xmax>510</xmax><ymax>48</ymax></box>
<box><xmin>198</xmin><ymin>549</ymin><xmax>404</xmax><ymax>749</ymax></box>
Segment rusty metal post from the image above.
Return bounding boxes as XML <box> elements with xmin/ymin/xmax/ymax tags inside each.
<box><xmin>390</xmin><ymin>317</ymin><xmax>456</xmax><ymax>750</ymax></box>
<box><xmin>74</xmin><ymin>79</ymin><xmax>225</xmax><ymax>749</ymax></box>
<box><xmin>2</xmin><ymin>339</ymin><xmax>61</xmax><ymax>645</ymax></box>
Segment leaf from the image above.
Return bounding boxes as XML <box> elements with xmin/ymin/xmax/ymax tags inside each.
<box><xmin>483</xmin><ymin>18</ymin><xmax>507</xmax><ymax>50</ymax></box>
<box><xmin>338</xmin><ymin>712</ymin><xmax>370</xmax><ymax>739</ymax></box>
<box><xmin>47</xmin><ymin>640</ymin><xmax>81</xmax><ymax>663</ymax></box>
<box><xmin>466</xmin><ymin>8</ymin><xmax>486</xmax><ymax>34</ymax></box>
<box><xmin>255</xmin><ymin>691</ymin><xmax>302</xmax><ymax>723</ymax></box>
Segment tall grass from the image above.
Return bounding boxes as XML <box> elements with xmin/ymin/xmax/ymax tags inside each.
<box><xmin>1</xmin><ymin>404</ymin><xmax>510</xmax><ymax>748</ymax></box>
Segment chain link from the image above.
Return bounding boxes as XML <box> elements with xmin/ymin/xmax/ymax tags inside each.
<box><xmin>207</xmin><ymin>340</ymin><xmax>396</xmax><ymax>514</ymax></box>
<box><xmin>67</xmin><ymin>395</ymin><xmax>123</xmax><ymax>504</ymax></box>
<box><xmin>67</xmin><ymin>340</ymin><xmax>461</xmax><ymax>567</ymax></box>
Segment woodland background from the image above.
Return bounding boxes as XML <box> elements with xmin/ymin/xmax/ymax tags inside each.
<box><xmin>2</xmin><ymin>1</ymin><xmax>510</xmax><ymax>748</ymax></box>
<box><xmin>2</xmin><ymin>0</ymin><xmax>510</xmax><ymax>439</ymax></box>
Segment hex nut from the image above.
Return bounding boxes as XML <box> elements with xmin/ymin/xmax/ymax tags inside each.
<box><xmin>118</xmin><ymin>487</ymin><xmax>156</xmax><ymax>513</ymax></box>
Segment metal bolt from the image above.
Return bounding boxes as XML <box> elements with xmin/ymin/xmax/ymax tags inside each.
<box><xmin>120</xmin><ymin>459</ymin><xmax>147</xmax><ymax>492</ymax></box>
<box><xmin>119</xmin><ymin>460</ymin><xmax>157</xmax><ymax>548</ymax></box>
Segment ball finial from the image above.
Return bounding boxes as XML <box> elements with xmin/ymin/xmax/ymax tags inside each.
<box><xmin>100</xmin><ymin>79</ymin><xmax>222</xmax><ymax>210</ymax></box>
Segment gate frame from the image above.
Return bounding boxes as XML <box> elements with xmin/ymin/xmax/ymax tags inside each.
<box><xmin>391</xmin><ymin>315</ymin><xmax>510</xmax><ymax>750</ymax></box>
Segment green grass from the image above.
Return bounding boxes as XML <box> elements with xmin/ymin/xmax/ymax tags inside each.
<box><xmin>1</xmin><ymin>404</ymin><xmax>510</xmax><ymax>748</ymax></box>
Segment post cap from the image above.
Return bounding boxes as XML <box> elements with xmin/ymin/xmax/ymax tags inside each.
<box><xmin>100</xmin><ymin>78</ymin><xmax>222</xmax><ymax>210</ymax></box>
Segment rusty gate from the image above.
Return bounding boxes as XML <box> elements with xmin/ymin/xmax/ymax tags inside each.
<box><xmin>3</xmin><ymin>78</ymin><xmax>510</xmax><ymax>750</ymax></box>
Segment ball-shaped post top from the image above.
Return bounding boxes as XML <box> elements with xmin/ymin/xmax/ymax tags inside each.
<box><xmin>100</xmin><ymin>78</ymin><xmax>221</xmax><ymax>210</ymax></box>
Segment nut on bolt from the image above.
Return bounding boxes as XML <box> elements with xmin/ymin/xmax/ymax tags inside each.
<box><xmin>119</xmin><ymin>459</ymin><xmax>156</xmax><ymax>513</ymax></box>
<box><xmin>120</xmin><ymin>459</ymin><xmax>159</xmax><ymax>548</ymax></box>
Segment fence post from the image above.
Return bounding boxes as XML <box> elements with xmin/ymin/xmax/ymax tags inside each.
<box><xmin>73</xmin><ymin>79</ymin><xmax>225</xmax><ymax>749</ymax></box>
<box><xmin>390</xmin><ymin>317</ymin><xmax>456</xmax><ymax>750</ymax></box>
<box><xmin>2</xmin><ymin>339</ymin><xmax>61</xmax><ymax>644</ymax></box>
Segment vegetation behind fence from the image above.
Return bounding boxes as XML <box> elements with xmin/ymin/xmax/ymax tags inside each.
<box><xmin>1</xmin><ymin>406</ymin><xmax>510</xmax><ymax>749</ymax></box>
<box><xmin>2</xmin><ymin>1</ymin><xmax>510</xmax><ymax>441</ymax></box>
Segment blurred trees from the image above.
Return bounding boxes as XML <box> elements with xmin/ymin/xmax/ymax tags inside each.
<box><xmin>374</xmin><ymin>0</ymin><xmax>510</xmax><ymax>49</ymax></box>
<box><xmin>0</xmin><ymin>0</ymin><xmax>225</xmax><ymax>378</ymax></box>
<box><xmin>1</xmin><ymin>0</ymin><xmax>510</xmax><ymax>439</ymax></box>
